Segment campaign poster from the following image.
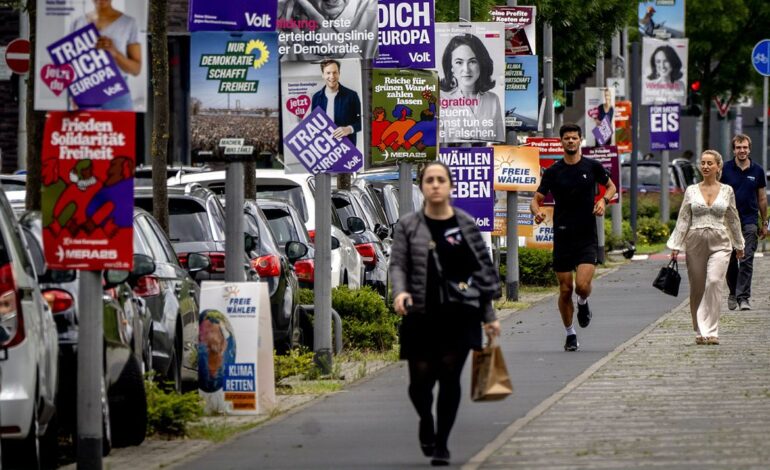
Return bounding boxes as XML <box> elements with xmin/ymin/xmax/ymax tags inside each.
<box><xmin>280</xmin><ymin>59</ymin><xmax>364</xmax><ymax>173</ymax></box>
<box><xmin>41</xmin><ymin>111</ymin><xmax>135</xmax><ymax>270</ymax></box>
<box><xmin>438</xmin><ymin>148</ymin><xmax>494</xmax><ymax>231</ymax></box>
<box><xmin>582</xmin><ymin>146</ymin><xmax>620</xmax><ymax>204</ymax></box>
<box><xmin>189</xmin><ymin>0</ymin><xmax>277</xmax><ymax>31</ymax></box>
<box><xmin>505</xmin><ymin>56</ymin><xmax>538</xmax><ymax>131</ymax></box>
<box><xmin>277</xmin><ymin>0</ymin><xmax>378</xmax><ymax>60</ymax></box>
<box><xmin>35</xmin><ymin>0</ymin><xmax>148</xmax><ymax>112</ymax></box>
<box><xmin>199</xmin><ymin>282</ymin><xmax>273</xmax><ymax>415</ymax></box>
<box><xmin>585</xmin><ymin>87</ymin><xmax>616</xmax><ymax>147</ymax></box>
<box><xmin>526</xmin><ymin>137</ymin><xmax>562</xmax><ymax>157</ymax></box>
<box><xmin>371</xmin><ymin>69</ymin><xmax>438</xmax><ymax>166</ymax></box>
<box><xmin>491</xmin><ymin>191</ymin><xmax>535</xmax><ymax>238</ymax></box>
<box><xmin>373</xmin><ymin>0</ymin><xmax>435</xmax><ymax>68</ymax></box>
<box><xmin>525</xmin><ymin>206</ymin><xmax>553</xmax><ymax>249</ymax></box>
<box><xmin>638</xmin><ymin>0</ymin><xmax>685</xmax><ymax>39</ymax></box>
<box><xmin>642</xmin><ymin>37</ymin><xmax>688</xmax><ymax>106</ymax></box>
<box><xmin>493</xmin><ymin>146</ymin><xmax>540</xmax><ymax>192</ymax></box>
<box><xmin>489</xmin><ymin>6</ymin><xmax>536</xmax><ymax>56</ymax></box>
<box><xmin>615</xmin><ymin>101</ymin><xmax>632</xmax><ymax>154</ymax></box>
<box><xmin>436</xmin><ymin>22</ymin><xmax>505</xmax><ymax>144</ymax></box>
<box><xmin>284</xmin><ymin>107</ymin><xmax>364</xmax><ymax>174</ymax></box>
<box><xmin>190</xmin><ymin>32</ymin><xmax>279</xmax><ymax>162</ymax></box>
<box><xmin>649</xmin><ymin>104</ymin><xmax>680</xmax><ymax>151</ymax></box>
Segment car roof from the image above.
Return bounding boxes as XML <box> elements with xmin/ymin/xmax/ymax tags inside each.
<box><xmin>135</xmin><ymin>184</ymin><xmax>215</xmax><ymax>201</ymax></box>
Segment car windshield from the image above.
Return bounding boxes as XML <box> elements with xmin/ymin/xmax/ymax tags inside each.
<box><xmin>255</xmin><ymin>185</ymin><xmax>308</xmax><ymax>222</ymax></box>
<box><xmin>167</xmin><ymin>199</ymin><xmax>215</xmax><ymax>242</ymax></box>
<box><xmin>263</xmin><ymin>208</ymin><xmax>300</xmax><ymax>250</ymax></box>
<box><xmin>332</xmin><ymin>195</ymin><xmax>358</xmax><ymax>232</ymax></box>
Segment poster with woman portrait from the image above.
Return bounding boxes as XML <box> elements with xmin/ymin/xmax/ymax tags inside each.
<box><xmin>435</xmin><ymin>22</ymin><xmax>505</xmax><ymax>144</ymax></box>
<box><xmin>642</xmin><ymin>37</ymin><xmax>688</xmax><ymax>105</ymax></box>
<box><xmin>34</xmin><ymin>0</ymin><xmax>148</xmax><ymax>111</ymax></box>
<box><xmin>585</xmin><ymin>87</ymin><xmax>616</xmax><ymax>147</ymax></box>
<box><xmin>280</xmin><ymin>59</ymin><xmax>363</xmax><ymax>174</ymax></box>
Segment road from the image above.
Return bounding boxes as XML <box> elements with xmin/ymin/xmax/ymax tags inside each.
<box><xmin>180</xmin><ymin>258</ymin><xmax>687</xmax><ymax>469</ymax></box>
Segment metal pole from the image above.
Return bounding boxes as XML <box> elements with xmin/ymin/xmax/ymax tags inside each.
<box><xmin>543</xmin><ymin>23</ymin><xmax>554</xmax><ymax>138</ymax></box>
<box><xmin>17</xmin><ymin>9</ymin><xmax>29</xmax><ymax>170</ymax></box>
<box><xmin>77</xmin><ymin>270</ymin><xmax>103</xmax><ymax>470</ymax></box>
<box><xmin>398</xmin><ymin>163</ymin><xmax>414</xmax><ymax>218</ymax></box>
<box><xmin>610</xmin><ymin>32</ymin><xmax>623</xmax><ymax>237</ymax></box>
<box><xmin>505</xmin><ymin>191</ymin><xmax>519</xmax><ymax>300</ymax></box>
<box><xmin>595</xmin><ymin>41</ymin><xmax>606</xmax><ymax>263</ymax></box>
<box><xmin>459</xmin><ymin>0</ymin><xmax>470</xmax><ymax>21</ymax></box>
<box><xmin>695</xmin><ymin>116</ymin><xmax>703</xmax><ymax>160</ymax></box>
<box><xmin>763</xmin><ymin>76</ymin><xmax>768</xmax><ymax>172</ymax></box>
<box><xmin>630</xmin><ymin>42</ymin><xmax>641</xmax><ymax>242</ymax></box>
<box><xmin>225</xmin><ymin>162</ymin><xmax>246</xmax><ymax>282</ymax></box>
<box><xmin>735</xmin><ymin>104</ymin><xmax>743</xmax><ymax>135</ymax></box>
<box><xmin>313</xmin><ymin>173</ymin><xmax>333</xmax><ymax>373</ymax></box>
<box><xmin>660</xmin><ymin>150</ymin><xmax>670</xmax><ymax>222</ymax></box>
<box><xmin>720</xmin><ymin>113</ymin><xmax>731</xmax><ymax>160</ymax></box>
<box><xmin>623</xmin><ymin>28</ymin><xmax>630</xmax><ymax>98</ymax></box>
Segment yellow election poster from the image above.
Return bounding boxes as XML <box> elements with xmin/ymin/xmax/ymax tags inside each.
<box><xmin>493</xmin><ymin>146</ymin><xmax>540</xmax><ymax>191</ymax></box>
<box><xmin>525</xmin><ymin>206</ymin><xmax>554</xmax><ymax>249</ymax></box>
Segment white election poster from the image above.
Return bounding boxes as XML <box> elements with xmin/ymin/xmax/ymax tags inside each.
<box><xmin>641</xmin><ymin>37</ymin><xmax>688</xmax><ymax>106</ymax></box>
<box><xmin>198</xmin><ymin>281</ymin><xmax>274</xmax><ymax>415</ymax></box>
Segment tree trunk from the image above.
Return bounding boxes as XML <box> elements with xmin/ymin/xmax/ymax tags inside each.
<box><xmin>25</xmin><ymin>0</ymin><xmax>44</xmax><ymax>211</ymax></box>
<box><xmin>244</xmin><ymin>161</ymin><xmax>256</xmax><ymax>200</ymax></box>
<box><xmin>150</xmin><ymin>0</ymin><xmax>169</xmax><ymax>234</ymax></box>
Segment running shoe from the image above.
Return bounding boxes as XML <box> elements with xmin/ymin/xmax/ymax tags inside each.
<box><xmin>739</xmin><ymin>300</ymin><xmax>752</xmax><ymax>311</ymax></box>
<box><xmin>728</xmin><ymin>295</ymin><xmax>737</xmax><ymax>310</ymax></box>
<box><xmin>577</xmin><ymin>302</ymin><xmax>592</xmax><ymax>328</ymax></box>
<box><xmin>564</xmin><ymin>334</ymin><xmax>579</xmax><ymax>351</ymax></box>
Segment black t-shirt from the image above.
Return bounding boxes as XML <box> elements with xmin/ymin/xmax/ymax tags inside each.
<box><xmin>424</xmin><ymin>215</ymin><xmax>479</xmax><ymax>309</ymax></box>
<box><xmin>536</xmin><ymin>157</ymin><xmax>609</xmax><ymax>243</ymax></box>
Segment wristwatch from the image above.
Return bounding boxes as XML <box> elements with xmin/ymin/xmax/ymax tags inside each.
<box><xmin>603</xmin><ymin>196</ymin><xmax>610</xmax><ymax>205</ymax></box>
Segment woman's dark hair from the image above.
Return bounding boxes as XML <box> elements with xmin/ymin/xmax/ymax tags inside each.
<box><xmin>418</xmin><ymin>161</ymin><xmax>453</xmax><ymax>189</ymax></box>
<box><xmin>559</xmin><ymin>123</ymin><xmax>582</xmax><ymax>138</ymax></box>
<box><xmin>647</xmin><ymin>46</ymin><xmax>683</xmax><ymax>82</ymax></box>
<box><xmin>439</xmin><ymin>34</ymin><xmax>496</xmax><ymax>93</ymax></box>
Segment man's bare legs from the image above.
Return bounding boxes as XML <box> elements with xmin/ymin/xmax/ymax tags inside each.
<box><xmin>557</xmin><ymin>264</ymin><xmax>596</xmax><ymax>351</ymax></box>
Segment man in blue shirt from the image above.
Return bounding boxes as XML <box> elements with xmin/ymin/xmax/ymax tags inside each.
<box><xmin>720</xmin><ymin>134</ymin><xmax>767</xmax><ymax>310</ymax></box>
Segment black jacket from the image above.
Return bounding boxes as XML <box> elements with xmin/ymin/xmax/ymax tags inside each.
<box><xmin>390</xmin><ymin>208</ymin><xmax>500</xmax><ymax>322</ymax></box>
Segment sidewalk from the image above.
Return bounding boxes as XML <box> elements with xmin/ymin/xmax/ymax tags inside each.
<box><xmin>470</xmin><ymin>257</ymin><xmax>770</xmax><ymax>469</ymax></box>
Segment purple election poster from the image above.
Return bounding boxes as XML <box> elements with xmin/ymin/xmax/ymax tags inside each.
<box><xmin>284</xmin><ymin>107</ymin><xmax>364</xmax><ymax>174</ymax></box>
<box><xmin>438</xmin><ymin>147</ymin><xmax>494</xmax><ymax>231</ymax></box>
<box><xmin>649</xmin><ymin>104</ymin><xmax>680</xmax><ymax>151</ymax></box>
<box><xmin>189</xmin><ymin>0</ymin><xmax>277</xmax><ymax>31</ymax></box>
<box><xmin>373</xmin><ymin>0</ymin><xmax>435</xmax><ymax>68</ymax></box>
<box><xmin>46</xmin><ymin>24</ymin><xmax>129</xmax><ymax>109</ymax></box>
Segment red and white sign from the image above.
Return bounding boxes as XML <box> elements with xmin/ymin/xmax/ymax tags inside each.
<box><xmin>713</xmin><ymin>96</ymin><xmax>732</xmax><ymax>118</ymax></box>
<box><xmin>41</xmin><ymin>111</ymin><xmax>135</xmax><ymax>270</ymax></box>
<box><xmin>4</xmin><ymin>38</ymin><xmax>30</xmax><ymax>74</ymax></box>
<box><xmin>525</xmin><ymin>137</ymin><xmax>563</xmax><ymax>156</ymax></box>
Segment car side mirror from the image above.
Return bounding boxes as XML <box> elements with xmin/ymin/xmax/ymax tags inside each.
<box><xmin>346</xmin><ymin>216</ymin><xmax>366</xmax><ymax>234</ymax></box>
<box><xmin>331</xmin><ymin>236</ymin><xmax>341</xmax><ymax>250</ymax></box>
<box><xmin>132</xmin><ymin>253</ymin><xmax>156</xmax><ymax>278</ymax></box>
<box><xmin>285</xmin><ymin>241</ymin><xmax>308</xmax><ymax>263</ymax></box>
<box><xmin>104</xmin><ymin>269</ymin><xmax>130</xmax><ymax>289</ymax></box>
<box><xmin>244</xmin><ymin>233</ymin><xmax>257</xmax><ymax>253</ymax></box>
<box><xmin>374</xmin><ymin>223</ymin><xmax>390</xmax><ymax>240</ymax></box>
<box><xmin>187</xmin><ymin>252</ymin><xmax>211</xmax><ymax>273</ymax></box>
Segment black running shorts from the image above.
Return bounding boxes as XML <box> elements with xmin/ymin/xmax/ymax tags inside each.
<box><xmin>552</xmin><ymin>240</ymin><xmax>598</xmax><ymax>273</ymax></box>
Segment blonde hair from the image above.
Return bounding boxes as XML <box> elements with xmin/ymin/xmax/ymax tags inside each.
<box><xmin>700</xmin><ymin>150</ymin><xmax>723</xmax><ymax>179</ymax></box>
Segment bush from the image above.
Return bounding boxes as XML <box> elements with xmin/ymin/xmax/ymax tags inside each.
<box><xmin>518</xmin><ymin>248</ymin><xmax>558</xmax><ymax>286</ymax></box>
<box><xmin>145</xmin><ymin>378</ymin><xmax>204</xmax><ymax>436</ymax></box>
<box><xmin>604</xmin><ymin>218</ymin><xmax>634</xmax><ymax>250</ymax></box>
<box><xmin>297</xmin><ymin>288</ymin><xmax>314</xmax><ymax>305</ymax></box>
<box><xmin>274</xmin><ymin>347</ymin><xmax>315</xmax><ymax>381</ymax></box>
<box><xmin>621</xmin><ymin>192</ymin><xmax>684</xmax><ymax>221</ymax></box>
<box><xmin>637</xmin><ymin>217</ymin><xmax>670</xmax><ymax>244</ymax></box>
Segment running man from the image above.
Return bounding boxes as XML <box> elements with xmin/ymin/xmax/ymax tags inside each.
<box><xmin>530</xmin><ymin>123</ymin><xmax>617</xmax><ymax>351</ymax></box>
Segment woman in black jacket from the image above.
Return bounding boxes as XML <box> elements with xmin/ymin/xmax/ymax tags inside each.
<box><xmin>390</xmin><ymin>161</ymin><xmax>501</xmax><ymax>466</ymax></box>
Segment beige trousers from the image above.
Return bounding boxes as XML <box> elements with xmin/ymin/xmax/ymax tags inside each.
<box><xmin>685</xmin><ymin>228</ymin><xmax>732</xmax><ymax>338</ymax></box>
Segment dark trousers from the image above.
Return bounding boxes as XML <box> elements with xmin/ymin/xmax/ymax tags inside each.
<box><xmin>726</xmin><ymin>224</ymin><xmax>758</xmax><ymax>302</ymax></box>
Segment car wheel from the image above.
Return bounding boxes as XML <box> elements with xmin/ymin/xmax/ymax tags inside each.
<box><xmin>164</xmin><ymin>320</ymin><xmax>183</xmax><ymax>393</ymax></box>
<box><xmin>143</xmin><ymin>332</ymin><xmax>153</xmax><ymax>377</ymax></box>
<box><xmin>39</xmin><ymin>410</ymin><xmax>58</xmax><ymax>469</ymax></box>
<box><xmin>101</xmin><ymin>374</ymin><xmax>112</xmax><ymax>456</ymax></box>
<box><xmin>290</xmin><ymin>307</ymin><xmax>304</xmax><ymax>349</ymax></box>
<box><xmin>13</xmin><ymin>393</ymin><xmax>41</xmax><ymax>470</ymax></box>
<box><xmin>109</xmin><ymin>356</ymin><xmax>147</xmax><ymax>447</ymax></box>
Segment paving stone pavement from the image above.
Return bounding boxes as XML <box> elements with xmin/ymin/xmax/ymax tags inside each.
<box><xmin>473</xmin><ymin>257</ymin><xmax>770</xmax><ymax>469</ymax></box>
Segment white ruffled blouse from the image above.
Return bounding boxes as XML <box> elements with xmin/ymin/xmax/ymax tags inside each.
<box><xmin>666</xmin><ymin>183</ymin><xmax>745</xmax><ymax>251</ymax></box>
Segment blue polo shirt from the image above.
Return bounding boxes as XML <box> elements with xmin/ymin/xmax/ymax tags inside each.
<box><xmin>720</xmin><ymin>159</ymin><xmax>766</xmax><ymax>225</ymax></box>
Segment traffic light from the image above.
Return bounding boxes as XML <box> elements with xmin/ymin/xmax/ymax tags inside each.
<box><xmin>553</xmin><ymin>90</ymin><xmax>566</xmax><ymax>114</ymax></box>
<box><xmin>684</xmin><ymin>80</ymin><xmax>703</xmax><ymax>116</ymax></box>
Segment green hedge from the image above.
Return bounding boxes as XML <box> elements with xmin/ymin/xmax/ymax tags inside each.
<box><xmin>499</xmin><ymin>247</ymin><xmax>558</xmax><ymax>286</ymax></box>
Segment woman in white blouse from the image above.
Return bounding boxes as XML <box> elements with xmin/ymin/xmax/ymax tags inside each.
<box><xmin>667</xmin><ymin>150</ymin><xmax>745</xmax><ymax>345</ymax></box>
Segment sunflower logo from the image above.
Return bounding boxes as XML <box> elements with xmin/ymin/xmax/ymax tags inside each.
<box><xmin>245</xmin><ymin>39</ymin><xmax>269</xmax><ymax>69</ymax></box>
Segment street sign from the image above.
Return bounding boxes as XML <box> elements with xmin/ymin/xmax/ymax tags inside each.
<box><xmin>713</xmin><ymin>96</ymin><xmax>732</xmax><ymax>118</ymax></box>
<box><xmin>607</xmin><ymin>77</ymin><xmax>626</xmax><ymax>99</ymax></box>
<box><xmin>4</xmin><ymin>38</ymin><xmax>30</xmax><ymax>74</ymax></box>
<box><xmin>752</xmin><ymin>40</ymin><xmax>770</xmax><ymax>76</ymax></box>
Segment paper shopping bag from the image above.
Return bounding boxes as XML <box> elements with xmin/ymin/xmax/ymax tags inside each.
<box><xmin>471</xmin><ymin>341</ymin><xmax>513</xmax><ymax>402</ymax></box>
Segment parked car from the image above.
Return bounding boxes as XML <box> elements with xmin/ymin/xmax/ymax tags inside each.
<box><xmin>0</xmin><ymin>174</ymin><xmax>26</xmax><ymax>192</ymax></box>
<box><xmin>131</xmin><ymin>208</ymin><xmax>206</xmax><ymax>390</ymax></box>
<box><xmin>621</xmin><ymin>158</ymin><xmax>701</xmax><ymax>193</ymax></box>
<box><xmin>258</xmin><ymin>198</ymin><xmax>316</xmax><ymax>289</ymax></box>
<box><xmin>243</xmin><ymin>200</ymin><xmax>307</xmax><ymax>352</ymax></box>
<box><xmin>0</xmin><ymin>196</ymin><xmax>59</xmax><ymax>467</ymax></box>
<box><xmin>134</xmin><ymin>165</ymin><xmax>209</xmax><ymax>188</ymax></box>
<box><xmin>331</xmin><ymin>189</ymin><xmax>389</xmax><ymax>298</ymax></box>
<box><xmin>134</xmin><ymin>185</ymin><xmax>257</xmax><ymax>282</ymax></box>
<box><xmin>168</xmin><ymin>170</ymin><xmax>364</xmax><ymax>289</ymax></box>
<box><xmin>19</xmin><ymin>211</ymin><xmax>152</xmax><ymax>453</ymax></box>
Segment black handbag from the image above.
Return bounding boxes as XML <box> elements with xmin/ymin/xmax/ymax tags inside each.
<box><xmin>653</xmin><ymin>259</ymin><xmax>681</xmax><ymax>297</ymax></box>
<box><xmin>430</xmin><ymin>241</ymin><xmax>481</xmax><ymax>309</ymax></box>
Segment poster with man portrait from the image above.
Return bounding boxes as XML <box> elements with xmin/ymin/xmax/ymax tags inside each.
<box><xmin>277</xmin><ymin>0</ymin><xmax>378</xmax><ymax>60</ymax></box>
<box><xmin>505</xmin><ymin>55</ymin><xmax>538</xmax><ymax>131</ymax></box>
<box><xmin>436</xmin><ymin>22</ymin><xmax>505</xmax><ymax>144</ymax></box>
<box><xmin>638</xmin><ymin>0</ymin><xmax>685</xmax><ymax>39</ymax></box>
<box><xmin>34</xmin><ymin>0</ymin><xmax>148</xmax><ymax>112</ymax></box>
<box><xmin>585</xmin><ymin>87</ymin><xmax>616</xmax><ymax>148</ymax></box>
<box><xmin>489</xmin><ymin>6</ymin><xmax>536</xmax><ymax>56</ymax></box>
<box><xmin>280</xmin><ymin>58</ymin><xmax>363</xmax><ymax>174</ymax></box>
<box><xmin>642</xmin><ymin>37</ymin><xmax>688</xmax><ymax>105</ymax></box>
<box><xmin>190</xmin><ymin>32</ymin><xmax>279</xmax><ymax>162</ymax></box>
<box><xmin>371</xmin><ymin>69</ymin><xmax>438</xmax><ymax>166</ymax></box>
